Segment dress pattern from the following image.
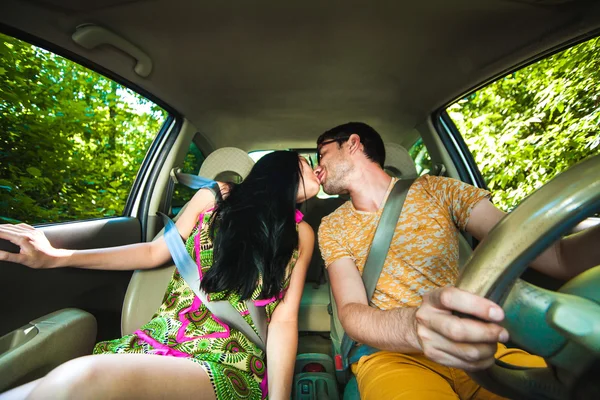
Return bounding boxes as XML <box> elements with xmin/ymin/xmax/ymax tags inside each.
<box><xmin>94</xmin><ymin>209</ymin><xmax>302</xmax><ymax>399</ymax></box>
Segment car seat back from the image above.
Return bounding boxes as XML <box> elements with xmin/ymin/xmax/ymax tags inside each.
<box><xmin>120</xmin><ymin>147</ymin><xmax>254</xmax><ymax>335</ymax></box>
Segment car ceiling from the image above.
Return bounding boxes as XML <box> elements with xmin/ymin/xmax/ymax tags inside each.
<box><xmin>1</xmin><ymin>0</ymin><xmax>599</xmax><ymax>151</ymax></box>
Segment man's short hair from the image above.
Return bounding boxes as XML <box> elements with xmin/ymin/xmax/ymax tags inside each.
<box><xmin>317</xmin><ymin>122</ymin><xmax>385</xmax><ymax>167</ymax></box>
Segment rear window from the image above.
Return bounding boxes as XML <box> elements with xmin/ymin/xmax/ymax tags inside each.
<box><xmin>249</xmin><ymin>150</ymin><xmax>337</xmax><ymax>199</ymax></box>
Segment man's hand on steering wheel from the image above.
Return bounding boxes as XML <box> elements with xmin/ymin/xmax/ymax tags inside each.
<box><xmin>414</xmin><ymin>286</ymin><xmax>509</xmax><ymax>371</ymax></box>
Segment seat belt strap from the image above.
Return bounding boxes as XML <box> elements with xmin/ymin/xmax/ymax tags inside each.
<box><xmin>339</xmin><ymin>178</ymin><xmax>415</xmax><ymax>369</ymax></box>
<box><xmin>173</xmin><ymin>170</ymin><xmax>220</xmax><ymax>192</ymax></box>
<box><xmin>159</xmin><ymin>194</ymin><xmax>268</xmax><ymax>351</ymax></box>
<box><xmin>347</xmin><ymin>344</ymin><xmax>380</xmax><ymax>365</ymax></box>
<box><xmin>362</xmin><ymin>178</ymin><xmax>414</xmax><ymax>301</ymax></box>
<box><xmin>246</xmin><ymin>301</ymin><xmax>269</xmax><ymax>348</ymax></box>
<box><xmin>164</xmin><ymin>169</ymin><xmax>223</xmax><ymax>214</ymax></box>
<box><xmin>175</xmin><ymin>173</ymin><xmax>267</xmax><ymax>342</ymax></box>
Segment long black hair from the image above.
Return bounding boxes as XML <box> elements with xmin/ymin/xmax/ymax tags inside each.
<box><xmin>200</xmin><ymin>151</ymin><xmax>305</xmax><ymax>300</ymax></box>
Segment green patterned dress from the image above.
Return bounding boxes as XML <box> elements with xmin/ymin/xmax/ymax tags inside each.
<box><xmin>94</xmin><ymin>208</ymin><xmax>302</xmax><ymax>399</ymax></box>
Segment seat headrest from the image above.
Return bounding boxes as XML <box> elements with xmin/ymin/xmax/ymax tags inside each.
<box><xmin>384</xmin><ymin>143</ymin><xmax>418</xmax><ymax>179</ymax></box>
<box><xmin>198</xmin><ymin>147</ymin><xmax>255</xmax><ymax>181</ymax></box>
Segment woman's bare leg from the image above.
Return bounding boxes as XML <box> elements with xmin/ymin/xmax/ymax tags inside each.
<box><xmin>0</xmin><ymin>379</ymin><xmax>42</xmax><ymax>400</ymax></box>
<box><xmin>19</xmin><ymin>354</ymin><xmax>217</xmax><ymax>400</ymax></box>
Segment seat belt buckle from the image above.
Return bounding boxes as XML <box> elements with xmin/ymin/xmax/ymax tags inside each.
<box><xmin>334</xmin><ymin>354</ymin><xmax>344</xmax><ymax>371</ymax></box>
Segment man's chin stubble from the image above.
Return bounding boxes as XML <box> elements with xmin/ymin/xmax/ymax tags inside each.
<box><xmin>323</xmin><ymin>183</ymin><xmax>347</xmax><ymax>195</ymax></box>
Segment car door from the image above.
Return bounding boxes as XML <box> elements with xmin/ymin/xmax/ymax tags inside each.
<box><xmin>0</xmin><ymin>29</ymin><xmax>176</xmax><ymax>354</ymax></box>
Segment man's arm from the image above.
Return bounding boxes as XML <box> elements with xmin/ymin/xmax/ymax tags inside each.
<box><xmin>328</xmin><ymin>258</ymin><xmax>508</xmax><ymax>370</ymax></box>
<box><xmin>466</xmin><ymin>199</ymin><xmax>600</xmax><ymax>280</ymax></box>
<box><xmin>328</xmin><ymin>257</ymin><xmax>420</xmax><ymax>353</ymax></box>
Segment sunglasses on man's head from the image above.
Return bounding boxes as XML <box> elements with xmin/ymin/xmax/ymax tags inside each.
<box><xmin>316</xmin><ymin>135</ymin><xmax>351</xmax><ymax>163</ymax></box>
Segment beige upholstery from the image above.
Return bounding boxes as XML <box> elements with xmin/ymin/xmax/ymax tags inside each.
<box><xmin>0</xmin><ymin>309</ymin><xmax>96</xmax><ymax>391</ymax></box>
<box><xmin>384</xmin><ymin>143</ymin><xmax>418</xmax><ymax>179</ymax></box>
<box><xmin>121</xmin><ymin>148</ymin><xmax>255</xmax><ymax>335</ymax></box>
<box><xmin>299</xmin><ymin>285</ymin><xmax>333</xmax><ymax>332</ymax></box>
<box><xmin>298</xmin><ymin>196</ymin><xmax>345</xmax><ymax>332</ymax></box>
<box><xmin>198</xmin><ymin>147</ymin><xmax>255</xmax><ymax>180</ymax></box>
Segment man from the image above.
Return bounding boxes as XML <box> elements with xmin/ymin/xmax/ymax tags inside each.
<box><xmin>315</xmin><ymin>122</ymin><xmax>600</xmax><ymax>399</ymax></box>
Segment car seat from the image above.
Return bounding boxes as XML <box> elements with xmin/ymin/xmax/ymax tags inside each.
<box><xmin>120</xmin><ymin>147</ymin><xmax>255</xmax><ymax>335</ymax></box>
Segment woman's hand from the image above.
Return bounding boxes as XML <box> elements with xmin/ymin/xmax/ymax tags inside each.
<box><xmin>0</xmin><ymin>187</ymin><xmax>221</xmax><ymax>272</ymax></box>
<box><xmin>0</xmin><ymin>223</ymin><xmax>61</xmax><ymax>269</ymax></box>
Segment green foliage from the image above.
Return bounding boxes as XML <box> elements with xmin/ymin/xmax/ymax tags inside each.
<box><xmin>448</xmin><ymin>37</ymin><xmax>600</xmax><ymax>211</ymax></box>
<box><xmin>171</xmin><ymin>142</ymin><xmax>205</xmax><ymax>211</ymax></box>
<box><xmin>409</xmin><ymin>138</ymin><xmax>433</xmax><ymax>175</ymax></box>
<box><xmin>0</xmin><ymin>33</ymin><xmax>168</xmax><ymax>224</ymax></box>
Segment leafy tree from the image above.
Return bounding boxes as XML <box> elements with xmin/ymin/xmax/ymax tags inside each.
<box><xmin>171</xmin><ymin>142</ymin><xmax>205</xmax><ymax>213</ymax></box>
<box><xmin>448</xmin><ymin>37</ymin><xmax>599</xmax><ymax>211</ymax></box>
<box><xmin>0</xmin><ymin>33</ymin><xmax>167</xmax><ymax>224</ymax></box>
<box><xmin>409</xmin><ymin>138</ymin><xmax>432</xmax><ymax>175</ymax></box>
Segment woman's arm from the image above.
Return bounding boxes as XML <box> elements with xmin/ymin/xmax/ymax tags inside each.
<box><xmin>266</xmin><ymin>221</ymin><xmax>314</xmax><ymax>400</ymax></box>
<box><xmin>0</xmin><ymin>186</ymin><xmax>219</xmax><ymax>271</ymax></box>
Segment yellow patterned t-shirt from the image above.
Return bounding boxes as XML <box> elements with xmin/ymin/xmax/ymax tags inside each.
<box><xmin>318</xmin><ymin>175</ymin><xmax>490</xmax><ymax>310</ymax></box>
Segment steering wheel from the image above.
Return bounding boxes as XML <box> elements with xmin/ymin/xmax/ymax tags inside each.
<box><xmin>456</xmin><ymin>154</ymin><xmax>600</xmax><ymax>400</ymax></box>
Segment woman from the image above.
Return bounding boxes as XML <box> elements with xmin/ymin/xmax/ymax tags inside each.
<box><xmin>0</xmin><ymin>151</ymin><xmax>320</xmax><ymax>400</ymax></box>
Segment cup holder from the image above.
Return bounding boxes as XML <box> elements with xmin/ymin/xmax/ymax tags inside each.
<box><xmin>293</xmin><ymin>353</ymin><xmax>339</xmax><ymax>399</ymax></box>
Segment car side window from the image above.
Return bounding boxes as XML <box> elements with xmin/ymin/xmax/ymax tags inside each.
<box><xmin>408</xmin><ymin>138</ymin><xmax>433</xmax><ymax>176</ymax></box>
<box><xmin>171</xmin><ymin>135</ymin><xmax>206</xmax><ymax>213</ymax></box>
<box><xmin>446</xmin><ymin>36</ymin><xmax>599</xmax><ymax>211</ymax></box>
<box><xmin>0</xmin><ymin>33</ymin><xmax>168</xmax><ymax>224</ymax></box>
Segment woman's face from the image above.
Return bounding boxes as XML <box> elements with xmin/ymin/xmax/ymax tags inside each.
<box><xmin>297</xmin><ymin>157</ymin><xmax>321</xmax><ymax>203</ymax></box>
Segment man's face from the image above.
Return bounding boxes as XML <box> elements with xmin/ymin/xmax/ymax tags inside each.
<box><xmin>315</xmin><ymin>138</ymin><xmax>354</xmax><ymax>195</ymax></box>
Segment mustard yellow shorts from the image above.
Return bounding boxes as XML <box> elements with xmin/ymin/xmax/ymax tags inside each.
<box><xmin>351</xmin><ymin>344</ymin><xmax>546</xmax><ymax>400</ymax></box>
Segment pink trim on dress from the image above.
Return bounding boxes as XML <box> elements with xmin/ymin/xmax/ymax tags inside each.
<box><xmin>135</xmin><ymin>329</ymin><xmax>190</xmax><ymax>358</ymax></box>
<box><xmin>203</xmin><ymin>314</ymin><xmax>232</xmax><ymax>339</ymax></box>
<box><xmin>295</xmin><ymin>209</ymin><xmax>304</xmax><ymax>223</ymax></box>
<box><xmin>134</xmin><ymin>206</ymin><xmax>272</xmax><ymax>397</ymax></box>
<box><xmin>176</xmin><ymin>297</ymin><xmax>203</xmax><ymax>342</ymax></box>
<box><xmin>173</xmin><ymin>210</ymin><xmax>232</xmax><ymax>342</ymax></box>
<box><xmin>252</xmin><ymin>290</ymin><xmax>287</xmax><ymax>306</ymax></box>
<box><xmin>260</xmin><ymin>373</ymin><xmax>268</xmax><ymax>399</ymax></box>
